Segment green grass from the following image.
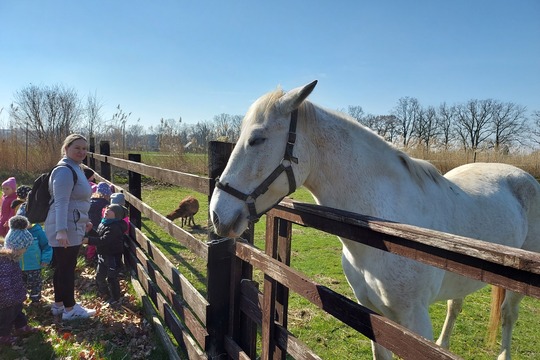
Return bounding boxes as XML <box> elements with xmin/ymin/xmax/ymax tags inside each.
<box><xmin>141</xmin><ymin>185</ymin><xmax>209</xmax><ymax>294</ymax></box>
<box><xmin>140</xmin><ymin>185</ymin><xmax>540</xmax><ymax>359</ymax></box>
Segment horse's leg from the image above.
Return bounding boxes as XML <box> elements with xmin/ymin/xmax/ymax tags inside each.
<box><xmin>371</xmin><ymin>306</ymin><xmax>433</xmax><ymax>360</ymax></box>
<box><xmin>436</xmin><ymin>298</ymin><xmax>464</xmax><ymax>348</ymax></box>
<box><xmin>371</xmin><ymin>342</ymin><xmax>393</xmax><ymax>360</ymax></box>
<box><xmin>497</xmin><ymin>290</ymin><xmax>525</xmax><ymax>360</ymax></box>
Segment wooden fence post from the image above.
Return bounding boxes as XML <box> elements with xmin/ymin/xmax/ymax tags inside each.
<box><xmin>128</xmin><ymin>153</ymin><xmax>142</xmax><ymax>229</ymax></box>
<box><xmin>261</xmin><ymin>215</ymin><xmax>291</xmax><ymax>360</ymax></box>
<box><xmin>207</xmin><ymin>141</ymin><xmax>257</xmax><ymax>358</ymax></box>
<box><xmin>206</xmin><ymin>237</ymin><xmax>235</xmax><ymax>359</ymax></box>
<box><xmin>99</xmin><ymin>140</ymin><xmax>111</xmax><ymax>181</ymax></box>
<box><xmin>89</xmin><ymin>136</ymin><xmax>96</xmax><ymax>170</ymax></box>
<box><xmin>208</xmin><ymin>141</ymin><xmax>234</xmax><ymax>241</ymax></box>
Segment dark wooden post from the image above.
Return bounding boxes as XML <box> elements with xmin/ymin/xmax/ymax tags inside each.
<box><xmin>89</xmin><ymin>137</ymin><xmax>96</xmax><ymax>170</ymax></box>
<box><xmin>208</xmin><ymin>141</ymin><xmax>234</xmax><ymax>241</ymax></box>
<box><xmin>99</xmin><ymin>140</ymin><xmax>111</xmax><ymax>181</ymax></box>
<box><xmin>207</xmin><ymin>141</ymin><xmax>257</xmax><ymax>358</ymax></box>
<box><xmin>128</xmin><ymin>153</ymin><xmax>142</xmax><ymax>229</ymax></box>
<box><xmin>205</xmin><ymin>237</ymin><xmax>235</xmax><ymax>359</ymax></box>
<box><xmin>261</xmin><ymin>215</ymin><xmax>291</xmax><ymax>360</ymax></box>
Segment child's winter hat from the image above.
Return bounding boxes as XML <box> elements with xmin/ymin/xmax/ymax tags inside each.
<box><xmin>108</xmin><ymin>204</ymin><xmax>127</xmax><ymax>220</ymax></box>
<box><xmin>16</xmin><ymin>185</ymin><xmax>32</xmax><ymax>200</ymax></box>
<box><xmin>110</xmin><ymin>193</ymin><xmax>126</xmax><ymax>206</ymax></box>
<box><xmin>96</xmin><ymin>182</ymin><xmax>112</xmax><ymax>196</ymax></box>
<box><xmin>2</xmin><ymin>177</ymin><xmax>17</xmax><ymax>190</ymax></box>
<box><xmin>5</xmin><ymin>215</ymin><xmax>33</xmax><ymax>251</ymax></box>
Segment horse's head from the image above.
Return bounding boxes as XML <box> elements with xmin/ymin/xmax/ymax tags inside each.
<box><xmin>210</xmin><ymin>80</ymin><xmax>317</xmax><ymax>238</ymax></box>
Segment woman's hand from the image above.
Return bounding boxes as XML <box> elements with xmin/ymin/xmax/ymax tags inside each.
<box><xmin>56</xmin><ymin>230</ymin><xmax>69</xmax><ymax>248</ymax></box>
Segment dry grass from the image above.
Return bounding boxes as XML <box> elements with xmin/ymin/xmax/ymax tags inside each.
<box><xmin>406</xmin><ymin>148</ymin><xmax>540</xmax><ymax>177</ymax></box>
<box><xmin>2</xmin><ymin>137</ymin><xmax>540</xmax><ymax>179</ymax></box>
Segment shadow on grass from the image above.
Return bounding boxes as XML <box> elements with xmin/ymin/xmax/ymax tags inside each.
<box><xmin>0</xmin><ymin>331</ymin><xmax>55</xmax><ymax>360</ymax></box>
<box><xmin>141</xmin><ymin>219</ymin><xmax>208</xmax><ymax>294</ymax></box>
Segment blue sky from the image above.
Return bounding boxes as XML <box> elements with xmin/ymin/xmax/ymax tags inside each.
<box><xmin>1</xmin><ymin>1</ymin><xmax>539</xmax><ymax>129</ymax></box>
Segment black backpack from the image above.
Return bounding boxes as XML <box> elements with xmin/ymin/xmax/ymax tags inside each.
<box><xmin>26</xmin><ymin>164</ymin><xmax>78</xmax><ymax>223</ymax></box>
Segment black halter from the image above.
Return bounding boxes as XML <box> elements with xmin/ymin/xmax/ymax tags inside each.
<box><xmin>215</xmin><ymin>109</ymin><xmax>299</xmax><ymax>222</ymax></box>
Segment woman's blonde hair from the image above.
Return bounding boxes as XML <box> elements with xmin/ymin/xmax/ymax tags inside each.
<box><xmin>61</xmin><ymin>134</ymin><xmax>87</xmax><ymax>156</ymax></box>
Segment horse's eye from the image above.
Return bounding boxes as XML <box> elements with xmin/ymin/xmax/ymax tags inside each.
<box><xmin>248</xmin><ymin>137</ymin><xmax>266</xmax><ymax>146</ymax></box>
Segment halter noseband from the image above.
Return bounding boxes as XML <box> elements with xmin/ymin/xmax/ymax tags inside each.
<box><xmin>215</xmin><ymin>109</ymin><xmax>299</xmax><ymax>222</ymax></box>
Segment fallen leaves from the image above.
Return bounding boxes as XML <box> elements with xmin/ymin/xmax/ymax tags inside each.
<box><xmin>14</xmin><ymin>263</ymin><xmax>159</xmax><ymax>359</ymax></box>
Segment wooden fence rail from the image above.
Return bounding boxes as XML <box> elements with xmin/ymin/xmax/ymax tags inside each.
<box><xmin>84</xmin><ymin>140</ymin><xmax>540</xmax><ymax>359</ymax></box>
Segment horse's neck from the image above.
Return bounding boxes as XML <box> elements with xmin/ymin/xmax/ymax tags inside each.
<box><xmin>301</xmin><ymin>109</ymin><xmax>427</xmax><ymax>218</ymax></box>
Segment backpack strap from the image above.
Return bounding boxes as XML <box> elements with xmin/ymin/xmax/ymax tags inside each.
<box><xmin>53</xmin><ymin>164</ymin><xmax>78</xmax><ymax>189</ymax></box>
<box><xmin>63</xmin><ymin>164</ymin><xmax>78</xmax><ymax>189</ymax></box>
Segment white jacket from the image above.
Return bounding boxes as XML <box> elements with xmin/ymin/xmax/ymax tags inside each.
<box><xmin>45</xmin><ymin>157</ymin><xmax>92</xmax><ymax>248</ymax></box>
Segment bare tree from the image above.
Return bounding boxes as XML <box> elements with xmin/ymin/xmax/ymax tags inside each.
<box><xmin>361</xmin><ymin>114</ymin><xmax>398</xmax><ymax>142</ymax></box>
<box><xmin>212</xmin><ymin>113</ymin><xmax>243</xmax><ymax>142</ymax></box>
<box><xmin>156</xmin><ymin>117</ymin><xmax>183</xmax><ymax>152</ymax></box>
<box><xmin>531</xmin><ymin>110</ymin><xmax>540</xmax><ymax>147</ymax></box>
<box><xmin>213</xmin><ymin>113</ymin><xmax>234</xmax><ymax>142</ymax></box>
<box><xmin>454</xmin><ymin>99</ymin><xmax>495</xmax><ymax>154</ymax></box>
<box><xmin>392</xmin><ymin>97</ymin><xmax>421</xmax><ymax>147</ymax></box>
<box><xmin>101</xmin><ymin>104</ymin><xmax>131</xmax><ymax>152</ymax></box>
<box><xmin>83</xmin><ymin>92</ymin><xmax>104</xmax><ymax>139</ymax></box>
<box><xmin>413</xmin><ymin>106</ymin><xmax>439</xmax><ymax>152</ymax></box>
<box><xmin>126</xmin><ymin>120</ymin><xmax>147</xmax><ymax>151</ymax></box>
<box><xmin>347</xmin><ymin>105</ymin><xmax>365</xmax><ymax>123</ymax></box>
<box><xmin>192</xmin><ymin>121</ymin><xmax>214</xmax><ymax>153</ymax></box>
<box><xmin>9</xmin><ymin>84</ymin><xmax>83</xmax><ymax>156</ymax></box>
<box><xmin>437</xmin><ymin>102</ymin><xmax>456</xmax><ymax>150</ymax></box>
<box><xmin>491</xmin><ymin>101</ymin><xmax>528</xmax><ymax>151</ymax></box>
<box><xmin>230</xmin><ymin>115</ymin><xmax>243</xmax><ymax>142</ymax></box>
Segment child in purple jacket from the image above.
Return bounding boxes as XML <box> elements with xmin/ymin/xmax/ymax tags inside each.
<box><xmin>0</xmin><ymin>216</ymin><xmax>38</xmax><ymax>345</ymax></box>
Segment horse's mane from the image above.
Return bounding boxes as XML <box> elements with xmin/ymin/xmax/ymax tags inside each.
<box><xmin>252</xmin><ymin>87</ymin><xmax>444</xmax><ymax>189</ymax></box>
<box><xmin>396</xmin><ymin>152</ymin><xmax>444</xmax><ymax>188</ymax></box>
<box><xmin>242</xmin><ymin>88</ymin><xmax>285</xmax><ymax>130</ymax></box>
<box><xmin>308</xmin><ymin>99</ymin><xmax>444</xmax><ymax>189</ymax></box>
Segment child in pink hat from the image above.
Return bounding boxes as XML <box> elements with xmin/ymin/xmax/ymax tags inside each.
<box><xmin>0</xmin><ymin>177</ymin><xmax>17</xmax><ymax>237</ymax></box>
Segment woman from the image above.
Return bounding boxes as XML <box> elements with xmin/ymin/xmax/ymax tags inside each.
<box><xmin>45</xmin><ymin>134</ymin><xmax>96</xmax><ymax>320</ymax></box>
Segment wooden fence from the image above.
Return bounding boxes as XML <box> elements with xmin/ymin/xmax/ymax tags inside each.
<box><xmin>85</xmin><ymin>140</ymin><xmax>540</xmax><ymax>360</ymax></box>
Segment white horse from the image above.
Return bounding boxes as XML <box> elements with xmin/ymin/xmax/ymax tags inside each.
<box><xmin>209</xmin><ymin>80</ymin><xmax>540</xmax><ymax>360</ymax></box>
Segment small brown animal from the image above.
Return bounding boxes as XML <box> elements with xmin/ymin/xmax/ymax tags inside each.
<box><xmin>166</xmin><ymin>196</ymin><xmax>199</xmax><ymax>227</ymax></box>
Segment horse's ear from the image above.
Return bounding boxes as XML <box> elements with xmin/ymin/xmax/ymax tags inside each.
<box><xmin>277</xmin><ymin>80</ymin><xmax>318</xmax><ymax>114</ymax></box>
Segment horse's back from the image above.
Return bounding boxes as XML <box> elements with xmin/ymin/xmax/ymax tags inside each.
<box><xmin>445</xmin><ymin>162</ymin><xmax>540</xmax><ymax>252</ymax></box>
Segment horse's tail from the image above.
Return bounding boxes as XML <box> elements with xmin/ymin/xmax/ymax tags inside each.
<box><xmin>487</xmin><ymin>286</ymin><xmax>505</xmax><ymax>345</ymax></box>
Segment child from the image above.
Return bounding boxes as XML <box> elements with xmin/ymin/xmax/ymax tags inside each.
<box><xmin>10</xmin><ymin>185</ymin><xmax>32</xmax><ymax>214</ymax></box>
<box><xmin>0</xmin><ymin>215</ymin><xmax>38</xmax><ymax>345</ymax></box>
<box><xmin>84</xmin><ymin>204</ymin><xmax>128</xmax><ymax>308</ymax></box>
<box><xmin>86</xmin><ymin>182</ymin><xmax>112</xmax><ymax>263</ymax></box>
<box><xmin>0</xmin><ymin>177</ymin><xmax>17</xmax><ymax>237</ymax></box>
<box><xmin>16</xmin><ymin>205</ymin><xmax>53</xmax><ymax>304</ymax></box>
<box><xmin>84</xmin><ymin>168</ymin><xmax>97</xmax><ymax>193</ymax></box>
<box><xmin>110</xmin><ymin>193</ymin><xmax>130</xmax><ymax>234</ymax></box>
<box><xmin>110</xmin><ymin>192</ymin><xmax>130</xmax><ymax>273</ymax></box>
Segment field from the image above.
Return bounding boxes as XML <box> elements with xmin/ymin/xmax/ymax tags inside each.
<box><xmin>2</xmin><ymin>147</ymin><xmax>540</xmax><ymax>359</ymax></box>
<box><xmin>143</xmin><ymin>184</ymin><xmax>540</xmax><ymax>359</ymax></box>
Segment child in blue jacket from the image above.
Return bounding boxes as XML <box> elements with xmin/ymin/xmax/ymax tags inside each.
<box><xmin>17</xmin><ymin>202</ymin><xmax>53</xmax><ymax>303</ymax></box>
